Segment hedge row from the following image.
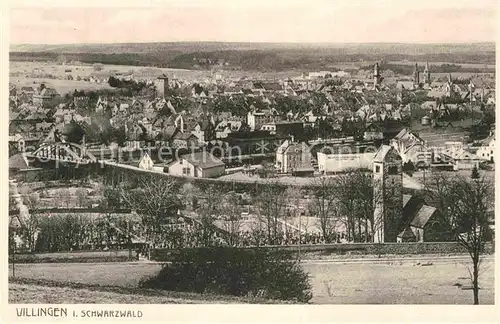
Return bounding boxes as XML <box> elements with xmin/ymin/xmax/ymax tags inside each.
<box><xmin>151</xmin><ymin>242</ymin><xmax>494</xmax><ymax>261</ymax></box>
<box><xmin>9</xmin><ymin>254</ymin><xmax>132</xmax><ymax>264</ymax></box>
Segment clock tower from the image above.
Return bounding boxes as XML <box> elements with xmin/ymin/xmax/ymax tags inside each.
<box><xmin>373</xmin><ymin>145</ymin><xmax>403</xmax><ymax>243</ymax></box>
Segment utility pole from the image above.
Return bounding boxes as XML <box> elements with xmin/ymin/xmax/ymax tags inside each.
<box><xmin>298</xmin><ymin>211</ymin><xmax>301</xmax><ymax>261</ymax></box>
<box><xmin>11</xmin><ymin>230</ymin><xmax>16</xmax><ymax>278</ymax></box>
<box><xmin>128</xmin><ymin>219</ymin><xmax>132</xmax><ymax>261</ymax></box>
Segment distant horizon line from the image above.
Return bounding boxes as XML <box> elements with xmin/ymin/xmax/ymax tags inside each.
<box><xmin>10</xmin><ymin>40</ymin><xmax>496</xmax><ymax>47</ymax></box>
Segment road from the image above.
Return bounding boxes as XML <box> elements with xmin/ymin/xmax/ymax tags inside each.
<box><xmin>9</xmin><ymin>255</ymin><xmax>494</xmax><ymax>304</ymax></box>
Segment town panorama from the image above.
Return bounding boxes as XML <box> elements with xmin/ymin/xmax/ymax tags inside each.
<box><xmin>8</xmin><ymin>32</ymin><xmax>495</xmax><ymax>306</ymax></box>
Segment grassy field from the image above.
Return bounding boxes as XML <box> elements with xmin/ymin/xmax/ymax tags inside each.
<box><xmin>9</xmin><ymin>278</ymin><xmax>284</xmax><ymax>304</ymax></box>
<box><xmin>10</xmin><ymin>77</ymin><xmax>114</xmax><ymax>95</ymax></box>
<box><xmin>8</xmin><ymin>257</ymin><xmax>494</xmax><ymax>304</ymax></box>
<box><xmin>9</xmin><ymin>282</ymin><xmax>201</xmax><ymax>304</ymax></box>
<box><xmin>306</xmin><ymin>260</ymin><xmax>494</xmax><ymax>304</ymax></box>
<box><xmin>9</xmin><ymin>61</ymin><xmax>302</xmax><ymax>87</ymax></box>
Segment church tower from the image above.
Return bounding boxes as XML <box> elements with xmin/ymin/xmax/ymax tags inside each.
<box><xmin>445</xmin><ymin>73</ymin><xmax>453</xmax><ymax>97</ymax></box>
<box><xmin>373</xmin><ymin>145</ymin><xmax>403</xmax><ymax>243</ymax></box>
<box><xmin>423</xmin><ymin>61</ymin><xmax>431</xmax><ymax>84</ymax></box>
<box><xmin>373</xmin><ymin>62</ymin><xmax>381</xmax><ymax>88</ymax></box>
<box><xmin>157</xmin><ymin>74</ymin><xmax>169</xmax><ymax>98</ymax></box>
<box><xmin>413</xmin><ymin>63</ymin><xmax>420</xmax><ymax>86</ymax></box>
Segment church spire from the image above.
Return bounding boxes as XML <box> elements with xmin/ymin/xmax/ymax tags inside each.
<box><xmin>373</xmin><ymin>62</ymin><xmax>381</xmax><ymax>88</ymax></box>
<box><xmin>423</xmin><ymin>61</ymin><xmax>430</xmax><ymax>84</ymax></box>
<box><xmin>413</xmin><ymin>63</ymin><xmax>420</xmax><ymax>86</ymax></box>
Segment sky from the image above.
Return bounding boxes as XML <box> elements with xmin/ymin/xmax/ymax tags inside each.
<box><xmin>9</xmin><ymin>0</ymin><xmax>498</xmax><ymax>44</ymax></box>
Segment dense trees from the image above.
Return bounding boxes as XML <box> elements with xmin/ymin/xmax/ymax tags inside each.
<box><xmin>108</xmin><ymin>76</ymin><xmax>147</xmax><ymax>92</ymax></box>
<box><xmin>10</xmin><ymin>47</ymin><xmax>495</xmax><ymax>72</ymax></box>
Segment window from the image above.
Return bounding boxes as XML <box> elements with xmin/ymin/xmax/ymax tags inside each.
<box><xmin>375</xmin><ymin>165</ymin><xmax>380</xmax><ymax>173</ymax></box>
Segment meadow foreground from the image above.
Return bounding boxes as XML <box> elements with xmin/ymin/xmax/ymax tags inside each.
<box><xmin>8</xmin><ymin>256</ymin><xmax>494</xmax><ymax>304</ymax></box>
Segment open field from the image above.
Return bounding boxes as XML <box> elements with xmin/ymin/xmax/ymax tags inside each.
<box><xmin>9</xmin><ymin>61</ymin><xmax>302</xmax><ymax>87</ymax></box>
<box><xmin>9</xmin><ymin>282</ymin><xmax>202</xmax><ymax>304</ymax></box>
<box><xmin>10</xmin><ymin>77</ymin><xmax>113</xmax><ymax>95</ymax></box>
<box><xmin>9</xmin><ymin>278</ymin><xmax>284</xmax><ymax>304</ymax></box>
<box><xmin>8</xmin><ymin>256</ymin><xmax>494</xmax><ymax>304</ymax></box>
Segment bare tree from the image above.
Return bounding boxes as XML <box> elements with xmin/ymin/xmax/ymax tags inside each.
<box><xmin>284</xmin><ymin>186</ymin><xmax>304</xmax><ymax>244</ymax></box>
<box><xmin>309</xmin><ymin>177</ymin><xmax>339</xmax><ymax>242</ymax></box>
<box><xmin>255</xmin><ymin>182</ymin><xmax>288</xmax><ymax>245</ymax></box>
<box><xmin>220</xmin><ymin>191</ymin><xmax>243</xmax><ymax>247</ymax></box>
<box><xmin>21</xmin><ymin>194</ymin><xmax>41</xmax><ymax>251</ymax></box>
<box><xmin>120</xmin><ymin>176</ymin><xmax>182</xmax><ymax>245</ymax></box>
<box><xmin>425</xmin><ymin>172</ymin><xmax>494</xmax><ymax>305</ymax></box>
<box><xmin>335</xmin><ymin>172</ymin><xmax>358</xmax><ymax>241</ymax></box>
<box><xmin>194</xmin><ymin>184</ymin><xmax>223</xmax><ymax>246</ymax></box>
<box><xmin>179</xmin><ymin>182</ymin><xmax>201</xmax><ymax>211</ymax></box>
<box><xmin>333</xmin><ymin>170</ymin><xmax>382</xmax><ymax>242</ymax></box>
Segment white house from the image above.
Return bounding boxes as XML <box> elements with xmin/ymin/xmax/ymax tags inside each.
<box><xmin>167</xmin><ymin>152</ymin><xmax>225</xmax><ymax>178</ymax></box>
<box><xmin>317</xmin><ymin>151</ymin><xmax>375</xmax><ymax>174</ymax></box>
<box><xmin>441</xmin><ymin>146</ymin><xmax>483</xmax><ymax>170</ymax></box>
<box><xmin>476</xmin><ymin>136</ymin><xmax>495</xmax><ymax>163</ymax></box>
<box><xmin>390</xmin><ymin>128</ymin><xmax>432</xmax><ymax>167</ymax></box>
<box><xmin>275</xmin><ymin>140</ymin><xmax>313</xmax><ymax>175</ymax></box>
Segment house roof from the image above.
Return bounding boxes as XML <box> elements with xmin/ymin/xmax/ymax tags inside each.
<box><xmin>263</xmin><ymin>83</ymin><xmax>283</xmax><ymax>91</ymax></box>
<box><xmin>174</xmin><ymin>132</ymin><xmax>196</xmax><ymax>141</ymax></box>
<box><xmin>397</xmin><ymin>227</ymin><xmax>416</xmax><ymax>239</ymax></box>
<box><xmin>427</xmin><ymin>89</ymin><xmax>446</xmax><ymax>98</ymax></box>
<box><xmin>21</xmin><ymin>86</ymin><xmax>35</xmax><ymax>92</ymax></box>
<box><xmin>373</xmin><ymin>145</ymin><xmax>393</xmax><ymax>163</ymax></box>
<box><xmin>276</xmin><ymin>139</ymin><xmax>290</xmax><ymax>154</ymax></box>
<box><xmin>9</xmin><ymin>153</ymin><xmax>30</xmax><ymax>170</ymax></box>
<box><xmin>181</xmin><ymin>152</ymin><xmax>225</xmax><ymax>169</ymax></box>
<box><xmin>410</xmin><ymin>205</ymin><xmax>437</xmax><ymax>228</ymax></box>
<box><xmin>157</xmin><ymin>125</ymin><xmax>178</xmax><ymax>140</ymax></box>
<box><xmin>403</xmin><ymin>194</ymin><xmax>412</xmax><ymax>208</ymax></box>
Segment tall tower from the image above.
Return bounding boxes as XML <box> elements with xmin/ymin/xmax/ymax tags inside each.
<box><xmin>157</xmin><ymin>74</ymin><xmax>169</xmax><ymax>98</ymax></box>
<box><xmin>423</xmin><ymin>61</ymin><xmax>431</xmax><ymax>84</ymax></box>
<box><xmin>413</xmin><ymin>63</ymin><xmax>420</xmax><ymax>86</ymax></box>
<box><xmin>373</xmin><ymin>62</ymin><xmax>381</xmax><ymax>87</ymax></box>
<box><xmin>372</xmin><ymin>145</ymin><xmax>403</xmax><ymax>243</ymax></box>
<box><xmin>445</xmin><ymin>73</ymin><xmax>453</xmax><ymax>97</ymax></box>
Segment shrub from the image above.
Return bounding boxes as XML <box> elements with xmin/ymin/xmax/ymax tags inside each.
<box><xmin>403</xmin><ymin>161</ymin><xmax>416</xmax><ymax>176</ymax></box>
<box><xmin>139</xmin><ymin>247</ymin><xmax>312</xmax><ymax>303</ymax></box>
